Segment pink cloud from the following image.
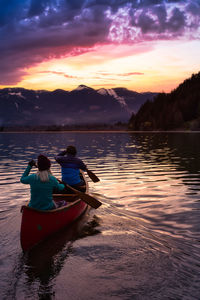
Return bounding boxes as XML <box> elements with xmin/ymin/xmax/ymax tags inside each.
<box><xmin>40</xmin><ymin>71</ymin><xmax>78</xmax><ymax>79</ymax></box>
<box><xmin>0</xmin><ymin>0</ymin><xmax>199</xmax><ymax>85</ymax></box>
<box><xmin>96</xmin><ymin>71</ymin><xmax>144</xmax><ymax>77</ymax></box>
<box><xmin>119</xmin><ymin>72</ymin><xmax>144</xmax><ymax>76</ymax></box>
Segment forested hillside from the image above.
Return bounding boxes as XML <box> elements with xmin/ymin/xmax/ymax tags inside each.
<box><xmin>128</xmin><ymin>72</ymin><xmax>200</xmax><ymax>131</ymax></box>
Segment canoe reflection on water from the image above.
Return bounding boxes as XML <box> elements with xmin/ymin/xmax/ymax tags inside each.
<box><xmin>23</xmin><ymin>212</ymin><xmax>101</xmax><ymax>298</ymax></box>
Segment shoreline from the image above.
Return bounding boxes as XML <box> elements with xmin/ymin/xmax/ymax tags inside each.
<box><xmin>1</xmin><ymin>130</ymin><xmax>200</xmax><ymax>134</ymax></box>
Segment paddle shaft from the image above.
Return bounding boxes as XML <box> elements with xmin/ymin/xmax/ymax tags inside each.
<box><xmin>57</xmin><ymin>178</ymin><xmax>102</xmax><ymax>209</ymax></box>
<box><xmin>31</xmin><ymin>161</ymin><xmax>101</xmax><ymax>208</ymax></box>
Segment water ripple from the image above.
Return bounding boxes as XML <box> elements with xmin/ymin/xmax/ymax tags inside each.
<box><xmin>1</xmin><ymin>132</ymin><xmax>200</xmax><ymax>299</ymax></box>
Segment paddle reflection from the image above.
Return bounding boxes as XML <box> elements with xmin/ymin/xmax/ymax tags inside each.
<box><xmin>23</xmin><ymin>211</ymin><xmax>101</xmax><ymax>299</ymax></box>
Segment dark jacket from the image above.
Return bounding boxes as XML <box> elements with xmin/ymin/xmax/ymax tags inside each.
<box><xmin>55</xmin><ymin>151</ymin><xmax>87</xmax><ymax>185</ymax></box>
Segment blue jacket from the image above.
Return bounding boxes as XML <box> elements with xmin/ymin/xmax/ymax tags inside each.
<box><xmin>20</xmin><ymin>165</ymin><xmax>65</xmax><ymax>210</ymax></box>
<box><xmin>55</xmin><ymin>151</ymin><xmax>87</xmax><ymax>185</ymax></box>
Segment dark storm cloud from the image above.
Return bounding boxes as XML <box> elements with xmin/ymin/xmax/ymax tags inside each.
<box><xmin>135</xmin><ymin>5</ymin><xmax>186</xmax><ymax>35</ymax></box>
<box><xmin>0</xmin><ymin>0</ymin><xmax>199</xmax><ymax>84</ymax></box>
<box><xmin>28</xmin><ymin>0</ymin><xmax>52</xmax><ymax>17</ymax></box>
<box><xmin>0</xmin><ymin>0</ymin><xmax>27</xmax><ymax>26</ymax></box>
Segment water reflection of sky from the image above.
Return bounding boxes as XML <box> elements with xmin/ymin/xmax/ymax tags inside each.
<box><xmin>0</xmin><ymin>132</ymin><xmax>200</xmax><ymax>225</ymax></box>
<box><xmin>1</xmin><ymin>132</ymin><xmax>200</xmax><ymax>299</ymax></box>
<box><xmin>1</xmin><ymin>133</ymin><xmax>199</xmax><ymax>217</ymax></box>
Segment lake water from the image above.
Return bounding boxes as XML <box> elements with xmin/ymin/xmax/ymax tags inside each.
<box><xmin>0</xmin><ymin>132</ymin><xmax>200</xmax><ymax>299</ymax></box>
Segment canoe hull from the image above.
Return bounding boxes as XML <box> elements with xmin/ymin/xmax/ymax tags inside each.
<box><xmin>20</xmin><ymin>199</ymin><xmax>87</xmax><ymax>252</ymax></box>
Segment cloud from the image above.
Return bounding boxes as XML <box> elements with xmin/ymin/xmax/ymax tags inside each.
<box><xmin>0</xmin><ymin>0</ymin><xmax>27</xmax><ymax>26</ymax></box>
<box><xmin>119</xmin><ymin>72</ymin><xmax>144</xmax><ymax>76</ymax></box>
<box><xmin>40</xmin><ymin>70</ymin><xmax>78</xmax><ymax>78</ymax></box>
<box><xmin>0</xmin><ymin>0</ymin><xmax>200</xmax><ymax>85</ymax></box>
<box><xmin>97</xmin><ymin>71</ymin><xmax>144</xmax><ymax>76</ymax></box>
<box><xmin>108</xmin><ymin>1</ymin><xmax>200</xmax><ymax>41</ymax></box>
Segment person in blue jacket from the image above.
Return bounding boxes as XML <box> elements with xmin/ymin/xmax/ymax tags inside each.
<box><xmin>55</xmin><ymin>145</ymin><xmax>87</xmax><ymax>189</ymax></box>
<box><xmin>21</xmin><ymin>154</ymin><xmax>65</xmax><ymax>210</ymax></box>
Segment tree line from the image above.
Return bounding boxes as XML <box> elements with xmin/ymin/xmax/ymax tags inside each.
<box><xmin>128</xmin><ymin>72</ymin><xmax>200</xmax><ymax>131</ymax></box>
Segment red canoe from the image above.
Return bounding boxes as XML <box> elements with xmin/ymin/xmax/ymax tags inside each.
<box><xmin>20</xmin><ymin>175</ymin><xmax>88</xmax><ymax>252</ymax></box>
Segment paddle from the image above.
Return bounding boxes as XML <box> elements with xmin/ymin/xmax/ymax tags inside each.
<box><xmin>32</xmin><ymin>161</ymin><xmax>101</xmax><ymax>208</ymax></box>
<box><xmin>57</xmin><ymin>179</ymin><xmax>102</xmax><ymax>209</ymax></box>
<box><xmin>86</xmin><ymin>169</ymin><xmax>100</xmax><ymax>183</ymax></box>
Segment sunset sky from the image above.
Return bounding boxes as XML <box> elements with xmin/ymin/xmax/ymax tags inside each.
<box><xmin>0</xmin><ymin>0</ymin><xmax>200</xmax><ymax>93</ymax></box>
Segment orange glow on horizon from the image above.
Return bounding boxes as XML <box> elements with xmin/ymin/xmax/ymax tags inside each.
<box><xmin>1</xmin><ymin>40</ymin><xmax>200</xmax><ymax>93</ymax></box>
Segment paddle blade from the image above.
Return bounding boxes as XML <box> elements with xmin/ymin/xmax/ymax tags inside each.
<box><xmin>86</xmin><ymin>169</ymin><xmax>100</xmax><ymax>183</ymax></box>
<box><xmin>56</xmin><ymin>178</ymin><xmax>102</xmax><ymax>209</ymax></box>
<box><xmin>79</xmin><ymin>193</ymin><xmax>102</xmax><ymax>209</ymax></box>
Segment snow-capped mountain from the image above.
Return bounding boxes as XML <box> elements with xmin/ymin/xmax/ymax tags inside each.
<box><xmin>0</xmin><ymin>85</ymin><xmax>157</xmax><ymax>127</ymax></box>
<box><xmin>97</xmin><ymin>88</ymin><xmax>127</xmax><ymax>109</ymax></box>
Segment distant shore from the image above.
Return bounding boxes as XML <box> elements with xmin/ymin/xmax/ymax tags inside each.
<box><xmin>0</xmin><ymin>124</ymin><xmax>128</xmax><ymax>132</ymax></box>
<box><xmin>1</xmin><ymin>123</ymin><xmax>200</xmax><ymax>133</ymax></box>
<box><xmin>1</xmin><ymin>128</ymin><xmax>200</xmax><ymax>134</ymax></box>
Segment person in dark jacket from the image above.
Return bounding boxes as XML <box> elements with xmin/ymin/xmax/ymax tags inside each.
<box><xmin>55</xmin><ymin>145</ymin><xmax>87</xmax><ymax>189</ymax></box>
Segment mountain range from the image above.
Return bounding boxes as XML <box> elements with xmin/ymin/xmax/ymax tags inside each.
<box><xmin>0</xmin><ymin>85</ymin><xmax>157</xmax><ymax>128</ymax></box>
